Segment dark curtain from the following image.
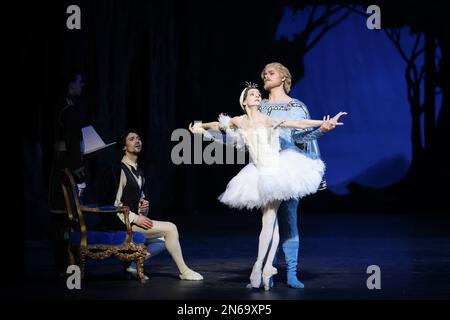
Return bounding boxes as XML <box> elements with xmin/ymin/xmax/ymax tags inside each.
<box><xmin>19</xmin><ymin>1</ymin><xmax>449</xmax><ymax>242</ymax></box>
<box><xmin>19</xmin><ymin>0</ymin><xmax>286</xmax><ymax>239</ymax></box>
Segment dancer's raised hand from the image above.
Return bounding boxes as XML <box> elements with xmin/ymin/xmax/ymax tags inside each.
<box><xmin>188</xmin><ymin>122</ymin><xmax>205</xmax><ymax>134</ymax></box>
<box><xmin>319</xmin><ymin>116</ymin><xmax>335</xmax><ymax>133</ymax></box>
<box><xmin>331</xmin><ymin>112</ymin><xmax>348</xmax><ymax>125</ymax></box>
<box><xmin>319</xmin><ymin>112</ymin><xmax>347</xmax><ymax>133</ymax></box>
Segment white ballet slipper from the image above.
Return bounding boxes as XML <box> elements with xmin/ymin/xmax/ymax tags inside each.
<box><xmin>179</xmin><ymin>269</ymin><xmax>204</xmax><ymax>281</ymax></box>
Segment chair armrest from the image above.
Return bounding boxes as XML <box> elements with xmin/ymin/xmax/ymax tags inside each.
<box><xmin>79</xmin><ymin>205</ymin><xmax>134</xmax><ymax>245</ymax></box>
<box><xmin>80</xmin><ymin>205</ymin><xmax>129</xmax><ymax>214</ymax></box>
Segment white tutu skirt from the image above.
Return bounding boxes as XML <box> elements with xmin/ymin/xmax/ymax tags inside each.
<box><xmin>218</xmin><ymin>149</ymin><xmax>325</xmax><ymax>210</ymax></box>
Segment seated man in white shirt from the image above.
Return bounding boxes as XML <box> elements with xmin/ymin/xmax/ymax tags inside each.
<box><xmin>97</xmin><ymin>129</ymin><xmax>203</xmax><ymax>281</ymax></box>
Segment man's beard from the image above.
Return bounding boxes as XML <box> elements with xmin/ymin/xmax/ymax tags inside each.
<box><xmin>264</xmin><ymin>81</ymin><xmax>282</xmax><ymax>92</ymax></box>
<box><xmin>264</xmin><ymin>82</ymin><xmax>275</xmax><ymax>91</ymax></box>
<box><xmin>131</xmin><ymin>149</ymin><xmax>141</xmax><ymax>155</ymax></box>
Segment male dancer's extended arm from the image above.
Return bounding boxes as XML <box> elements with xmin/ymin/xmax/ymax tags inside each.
<box><xmin>204</xmin><ymin>129</ymin><xmax>242</xmax><ymax>148</ymax></box>
<box><xmin>286</xmin><ymin>101</ymin><xmax>324</xmax><ymax>144</ymax></box>
<box><xmin>292</xmin><ymin>127</ymin><xmax>325</xmax><ymax>143</ymax></box>
<box><xmin>188</xmin><ymin>118</ymin><xmax>242</xmax><ymax>148</ymax></box>
<box><xmin>288</xmin><ymin>102</ymin><xmax>347</xmax><ymax>144</ymax></box>
<box><xmin>277</xmin><ymin>112</ymin><xmax>345</xmax><ymax>130</ymax></box>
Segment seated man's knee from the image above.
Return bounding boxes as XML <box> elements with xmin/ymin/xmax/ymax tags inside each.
<box><xmin>167</xmin><ymin>222</ymin><xmax>178</xmax><ymax>235</ymax></box>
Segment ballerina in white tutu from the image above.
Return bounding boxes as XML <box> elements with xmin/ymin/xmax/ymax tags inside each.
<box><xmin>190</xmin><ymin>83</ymin><xmax>347</xmax><ymax>290</ymax></box>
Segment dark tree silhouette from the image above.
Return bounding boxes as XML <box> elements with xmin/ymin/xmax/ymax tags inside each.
<box><xmin>384</xmin><ymin>29</ymin><xmax>427</xmax><ymax>170</ymax></box>
<box><xmin>344</xmin><ymin>2</ymin><xmax>447</xmax><ymax>171</ymax></box>
<box><xmin>269</xmin><ymin>3</ymin><xmax>356</xmax><ymax>82</ymax></box>
<box><xmin>379</xmin><ymin>2</ymin><xmax>448</xmax><ymax>184</ymax></box>
<box><xmin>336</xmin><ymin>1</ymin><xmax>449</xmax><ymax>211</ymax></box>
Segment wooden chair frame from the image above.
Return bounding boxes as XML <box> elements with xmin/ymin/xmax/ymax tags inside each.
<box><xmin>61</xmin><ymin>168</ymin><xmax>147</xmax><ymax>282</ymax></box>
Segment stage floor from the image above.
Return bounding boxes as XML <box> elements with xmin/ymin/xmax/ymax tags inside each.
<box><xmin>5</xmin><ymin>213</ymin><xmax>450</xmax><ymax>300</ymax></box>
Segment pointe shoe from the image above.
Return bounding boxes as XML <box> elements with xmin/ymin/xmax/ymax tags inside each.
<box><xmin>245</xmin><ymin>277</ymin><xmax>273</xmax><ymax>289</ymax></box>
<box><xmin>249</xmin><ymin>261</ymin><xmax>263</xmax><ymax>288</ymax></box>
<box><xmin>179</xmin><ymin>268</ymin><xmax>204</xmax><ymax>281</ymax></box>
<box><xmin>262</xmin><ymin>267</ymin><xmax>277</xmax><ymax>291</ymax></box>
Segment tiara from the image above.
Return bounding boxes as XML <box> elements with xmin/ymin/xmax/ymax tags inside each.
<box><xmin>245</xmin><ymin>81</ymin><xmax>258</xmax><ymax>89</ymax></box>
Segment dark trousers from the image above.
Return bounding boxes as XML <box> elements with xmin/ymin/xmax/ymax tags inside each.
<box><xmin>50</xmin><ymin>213</ymin><xmax>70</xmax><ymax>275</ymax></box>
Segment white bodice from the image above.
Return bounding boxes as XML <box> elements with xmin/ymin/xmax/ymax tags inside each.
<box><xmin>238</xmin><ymin>126</ymin><xmax>281</xmax><ymax>168</ymax></box>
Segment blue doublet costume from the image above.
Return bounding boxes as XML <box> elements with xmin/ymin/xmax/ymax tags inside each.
<box><xmin>259</xmin><ymin>99</ymin><xmax>324</xmax><ymax>288</ymax></box>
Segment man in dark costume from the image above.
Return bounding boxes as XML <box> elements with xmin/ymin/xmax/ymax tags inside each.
<box><xmin>97</xmin><ymin>129</ymin><xmax>203</xmax><ymax>281</ymax></box>
<box><xmin>48</xmin><ymin>71</ymin><xmax>86</xmax><ymax>277</ymax></box>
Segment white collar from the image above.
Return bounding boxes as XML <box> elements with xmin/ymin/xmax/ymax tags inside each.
<box><xmin>122</xmin><ymin>156</ymin><xmax>138</xmax><ymax>170</ymax></box>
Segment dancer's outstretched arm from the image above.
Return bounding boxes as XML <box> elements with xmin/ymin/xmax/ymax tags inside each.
<box><xmin>202</xmin><ymin>121</ymin><xmax>221</xmax><ymax>131</ymax></box>
<box><xmin>188</xmin><ymin>114</ymin><xmax>242</xmax><ymax>134</ymax></box>
<box><xmin>189</xmin><ymin>115</ymin><xmax>246</xmax><ymax>150</ymax></box>
<box><xmin>188</xmin><ymin>121</ymin><xmax>220</xmax><ymax>133</ymax></box>
<box><xmin>275</xmin><ymin>112</ymin><xmax>347</xmax><ymax>129</ymax></box>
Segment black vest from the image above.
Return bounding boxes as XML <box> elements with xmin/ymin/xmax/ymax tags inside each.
<box><xmin>97</xmin><ymin>162</ymin><xmax>145</xmax><ymax>231</ymax></box>
<box><xmin>120</xmin><ymin>162</ymin><xmax>145</xmax><ymax>216</ymax></box>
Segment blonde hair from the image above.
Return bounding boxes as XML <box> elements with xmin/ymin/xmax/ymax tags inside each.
<box><xmin>261</xmin><ymin>62</ymin><xmax>292</xmax><ymax>94</ymax></box>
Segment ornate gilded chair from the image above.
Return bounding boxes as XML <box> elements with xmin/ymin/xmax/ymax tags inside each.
<box><xmin>61</xmin><ymin>168</ymin><xmax>148</xmax><ymax>282</ymax></box>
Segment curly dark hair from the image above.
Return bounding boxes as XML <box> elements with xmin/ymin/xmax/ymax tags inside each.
<box><xmin>117</xmin><ymin>129</ymin><xmax>141</xmax><ymax>154</ymax></box>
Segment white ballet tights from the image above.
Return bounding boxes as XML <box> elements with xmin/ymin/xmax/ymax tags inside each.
<box><xmin>255</xmin><ymin>201</ymin><xmax>280</xmax><ymax>273</ymax></box>
<box><xmin>133</xmin><ymin>220</ymin><xmax>191</xmax><ymax>274</ymax></box>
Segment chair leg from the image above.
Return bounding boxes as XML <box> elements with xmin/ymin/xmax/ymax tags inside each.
<box><xmin>136</xmin><ymin>257</ymin><xmax>146</xmax><ymax>283</ymax></box>
<box><xmin>68</xmin><ymin>246</ymin><xmax>76</xmax><ymax>266</ymax></box>
<box><xmin>79</xmin><ymin>253</ymin><xmax>86</xmax><ymax>279</ymax></box>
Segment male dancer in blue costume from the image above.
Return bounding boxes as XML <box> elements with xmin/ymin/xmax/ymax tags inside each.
<box><xmin>197</xmin><ymin>62</ymin><xmax>339</xmax><ymax>288</ymax></box>
<box><xmin>257</xmin><ymin>62</ymin><xmax>339</xmax><ymax>288</ymax></box>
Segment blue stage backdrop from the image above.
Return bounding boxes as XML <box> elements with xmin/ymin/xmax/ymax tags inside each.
<box><xmin>276</xmin><ymin>7</ymin><xmax>440</xmax><ymax>194</ymax></box>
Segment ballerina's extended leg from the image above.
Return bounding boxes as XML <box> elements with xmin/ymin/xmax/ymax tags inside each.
<box><xmin>262</xmin><ymin>216</ymin><xmax>279</xmax><ymax>291</ymax></box>
<box><xmin>250</xmin><ymin>201</ymin><xmax>280</xmax><ymax>289</ymax></box>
